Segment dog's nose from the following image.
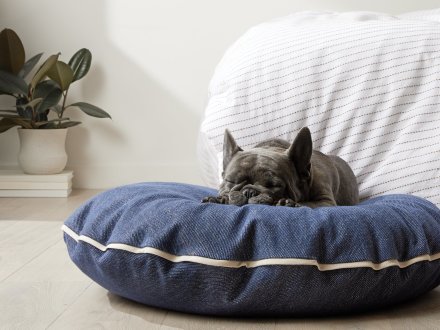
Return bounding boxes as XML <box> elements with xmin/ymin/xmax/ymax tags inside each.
<box><xmin>241</xmin><ymin>187</ymin><xmax>259</xmax><ymax>199</ymax></box>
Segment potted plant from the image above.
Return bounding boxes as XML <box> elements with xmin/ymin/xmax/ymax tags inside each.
<box><xmin>0</xmin><ymin>28</ymin><xmax>111</xmax><ymax>174</ymax></box>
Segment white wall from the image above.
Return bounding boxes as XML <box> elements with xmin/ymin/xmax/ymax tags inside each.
<box><xmin>0</xmin><ymin>0</ymin><xmax>438</xmax><ymax>188</ymax></box>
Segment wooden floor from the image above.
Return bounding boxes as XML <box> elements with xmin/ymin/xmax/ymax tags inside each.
<box><xmin>1</xmin><ymin>190</ymin><xmax>439</xmax><ymax>330</ymax></box>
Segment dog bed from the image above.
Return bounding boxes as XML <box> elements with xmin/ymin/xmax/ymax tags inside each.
<box><xmin>63</xmin><ymin>182</ymin><xmax>440</xmax><ymax>316</ymax></box>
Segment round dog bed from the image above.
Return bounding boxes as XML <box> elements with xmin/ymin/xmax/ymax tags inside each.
<box><xmin>63</xmin><ymin>182</ymin><xmax>440</xmax><ymax>316</ymax></box>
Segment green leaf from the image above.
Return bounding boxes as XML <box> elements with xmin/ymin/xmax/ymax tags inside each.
<box><xmin>68</xmin><ymin>48</ymin><xmax>92</xmax><ymax>82</ymax></box>
<box><xmin>0</xmin><ymin>117</ymin><xmax>19</xmax><ymax>132</ymax></box>
<box><xmin>34</xmin><ymin>79</ymin><xmax>58</xmax><ymax>97</ymax></box>
<box><xmin>69</xmin><ymin>102</ymin><xmax>111</xmax><ymax>119</ymax></box>
<box><xmin>37</xmin><ymin>122</ymin><xmax>60</xmax><ymax>129</ymax></box>
<box><xmin>15</xmin><ymin>96</ymin><xmax>32</xmax><ymax>119</ymax></box>
<box><xmin>51</xmin><ymin>104</ymin><xmax>62</xmax><ymax>115</ymax></box>
<box><xmin>0</xmin><ymin>116</ymin><xmax>32</xmax><ymax>132</ymax></box>
<box><xmin>33</xmin><ymin>80</ymin><xmax>60</xmax><ymax>98</ymax></box>
<box><xmin>30</xmin><ymin>53</ymin><xmax>60</xmax><ymax>92</ymax></box>
<box><xmin>38</xmin><ymin>119</ymin><xmax>80</xmax><ymax>129</ymax></box>
<box><xmin>59</xmin><ymin>121</ymin><xmax>81</xmax><ymax>128</ymax></box>
<box><xmin>37</xmin><ymin>88</ymin><xmax>62</xmax><ymax>114</ymax></box>
<box><xmin>0</xmin><ymin>114</ymin><xmax>21</xmax><ymax>118</ymax></box>
<box><xmin>47</xmin><ymin>60</ymin><xmax>74</xmax><ymax>91</ymax></box>
<box><xmin>34</xmin><ymin>80</ymin><xmax>62</xmax><ymax>114</ymax></box>
<box><xmin>0</xmin><ymin>29</ymin><xmax>25</xmax><ymax>74</ymax></box>
<box><xmin>13</xmin><ymin>97</ymin><xmax>43</xmax><ymax>109</ymax></box>
<box><xmin>18</xmin><ymin>52</ymin><xmax>43</xmax><ymax>79</ymax></box>
<box><xmin>34</xmin><ymin>117</ymin><xmax>68</xmax><ymax>127</ymax></box>
<box><xmin>0</xmin><ymin>70</ymin><xmax>28</xmax><ymax>95</ymax></box>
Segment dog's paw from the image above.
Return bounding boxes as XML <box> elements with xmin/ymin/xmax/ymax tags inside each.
<box><xmin>248</xmin><ymin>194</ymin><xmax>274</xmax><ymax>205</ymax></box>
<box><xmin>276</xmin><ymin>198</ymin><xmax>301</xmax><ymax>207</ymax></box>
<box><xmin>201</xmin><ymin>196</ymin><xmax>217</xmax><ymax>203</ymax></box>
<box><xmin>228</xmin><ymin>191</ymin><xmax>248</xmax><ymax>206</ymax></box>
<box><xmin>202</xmin><ymin>195</ymin><xmax>229</xmax><ymax>204</ymax></box>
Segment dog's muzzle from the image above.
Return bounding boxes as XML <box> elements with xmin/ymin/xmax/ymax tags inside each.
<box><xmin>229</xmin><ymin>183</ymin><xmax>274</xmax><ymax>206</ymax></box>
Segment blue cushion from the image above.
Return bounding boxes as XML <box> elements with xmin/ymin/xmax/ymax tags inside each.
<box><xmin>63</xmin><ymin>182</ymin><xmax>440</xmax><ymax>316</ymax></box>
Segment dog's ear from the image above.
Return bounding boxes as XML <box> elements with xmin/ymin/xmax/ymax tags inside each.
<box><xmin>287</xmin><ymin>127</ymin><xmax>312</xmax><ymax>179</ymax></box>
<box><xmin>223</xmin><ymin>129</ymin><xmax>242</xmax><ymax>170</ymax></box>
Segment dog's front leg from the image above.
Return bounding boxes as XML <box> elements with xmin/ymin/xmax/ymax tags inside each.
<box><xmin>202</xmin><ymin>194</ymin><xmax>229</xmax><ymax>204</ymax></box>
<box><xmin>202</xmin><ymin>185</ymin><xmax>231</xmax><ymax>204</ymax></box>
<box><xmin>275</xmin><ymin>198</ymin><xmax>301</xmax><ymax>207</ymax></box>
<box><xmin>202</xmin><ymin>181</ymin><xmax>248</xmax><ymax>205</ymax></box>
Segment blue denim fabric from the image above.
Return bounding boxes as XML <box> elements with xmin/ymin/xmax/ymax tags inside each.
<box><xmin>64</xmin><ymin>182</ymin><xmax>440</xmax><ymax>315</ymax></box>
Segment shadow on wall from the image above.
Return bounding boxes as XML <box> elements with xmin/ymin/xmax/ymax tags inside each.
<box><xmin>63</xmin><ymin>0</ymin><xmax>202</xmax><ymax>186</ymax></box>
<box><xmin>0</xmin><ymin>0</ymin><xmax>201</xmax><ymax>187</ymax></box>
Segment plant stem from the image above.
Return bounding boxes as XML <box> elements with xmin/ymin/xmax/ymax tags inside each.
<box><xmin>59</xmin><ymin>88</ymin><xmax>69</xmax><ymax>128</ymax></box>
<box><xmin>27</xmin><ymin>89</ymin><xmax>37</xmax><ymax>128</ymax></box>
<box><xmin>61</xmin><ymin>89</ymin><xmax>69</xmax><ymax>116</ymax></box>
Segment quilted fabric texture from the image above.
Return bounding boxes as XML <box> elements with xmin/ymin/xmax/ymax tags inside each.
<box><xmin>198</xmin><ymin>10</ymin><xmax>440</xmax><ymax>206</ymax></box>
<box><xmin>63</xmin><ymin>182</ymin><xmax>440</xmax><ymax>316</ymax></box>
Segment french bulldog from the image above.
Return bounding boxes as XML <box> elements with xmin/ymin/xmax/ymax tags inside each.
<box><xmin>202</xmin><ymin>127</ymin><xmax>359</xmax><ymax>208</ymax></box>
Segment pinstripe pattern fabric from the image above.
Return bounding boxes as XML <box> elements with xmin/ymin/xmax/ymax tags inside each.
<box><xmin>198</xmin><ymin>10</ymin><xmax>440</xmax><ymax>206</ymax></box>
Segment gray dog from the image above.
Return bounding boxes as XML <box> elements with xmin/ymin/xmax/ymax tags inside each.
<box><xmin>202</xmin><ymin>127</ymin><xmax>359</xmax><ymax>208</ymax></box>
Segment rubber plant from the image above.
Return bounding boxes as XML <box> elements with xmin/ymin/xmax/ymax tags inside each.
<box><xmin>0</xmin><ymin>28</ymin><xmax>111</xmax><ymax>133</ymax></box>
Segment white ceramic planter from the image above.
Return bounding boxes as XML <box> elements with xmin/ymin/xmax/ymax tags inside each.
<box><xmin>18</xmin><ymin>128</ymin><xmax>68</xmax><ymax>175</ymax></box>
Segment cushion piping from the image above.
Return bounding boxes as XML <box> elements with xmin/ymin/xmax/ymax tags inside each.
<box><xmin>62</xmin><ymin>224</ymin><xmax>440</xmax><ymax>272</ymax></box>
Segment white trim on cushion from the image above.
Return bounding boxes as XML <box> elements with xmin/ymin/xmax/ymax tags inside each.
<box><xmin>62</xmin><ymin>224</ymin><xmax>440</xmax><ymax>272</ymax></box>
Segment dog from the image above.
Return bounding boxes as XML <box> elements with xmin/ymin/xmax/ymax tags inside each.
<box><xmin>202</xmin><ymin>127</ymin><xmax>359</xmax><ymax>208</ymax></box>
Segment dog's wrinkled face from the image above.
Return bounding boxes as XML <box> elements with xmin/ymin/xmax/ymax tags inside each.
<box><xmin>221</xmin><ymin>150</ymin><xmax>293</xmax><ymax>205</ymax></box>
<box><xmin>220</xmin><ymin>129</ymin><xmax>313</xmax><ymax>206</ymax></box>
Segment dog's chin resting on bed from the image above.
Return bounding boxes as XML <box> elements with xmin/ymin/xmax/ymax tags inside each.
<box><xmin>202</xmin><ymin>127</ymin><xmax>359</xmax><ymax>208</ymax></box>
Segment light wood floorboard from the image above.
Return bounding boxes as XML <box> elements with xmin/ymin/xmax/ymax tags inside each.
<box><xmin>0</xmin><ymin>189</ymin><xmax>102</xmax><ymax>221</ymax></box>
<box><xmin>0</xmin><ymin>221</ymin><xmax>60</xmax><ymax>282</ymax></box>
<box><xmin>0</xmin><ymin>190</ymin><xmax>439</xmax><ymax>329</ymax></box>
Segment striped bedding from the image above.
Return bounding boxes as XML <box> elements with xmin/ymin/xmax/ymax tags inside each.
<box><xmin>198</xmin><ymin>10</ymin><xmax>440</xmax><ymax>206</ymax></box>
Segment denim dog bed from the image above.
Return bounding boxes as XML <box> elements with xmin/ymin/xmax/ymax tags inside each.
<box><xmin>63</xmin><ymin>182</ymin><xmax>440</xmax><ymax>316</ymax></box>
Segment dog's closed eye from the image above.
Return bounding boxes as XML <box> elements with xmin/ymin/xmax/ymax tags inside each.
<box><xmin>225</xmin><ymin>177</ymin><xmax>248</xmax><ymax>184</ymax></box>
<box><xmin>226</xmin><ymin>180</ymin><xmax>248</xmax><ymax>192</ymax></box>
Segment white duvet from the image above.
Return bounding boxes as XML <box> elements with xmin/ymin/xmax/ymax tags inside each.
<box><xmin>198</xmin><ymin>10</ymin><xmax>440</xmax><ymax>206</ymax></box>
